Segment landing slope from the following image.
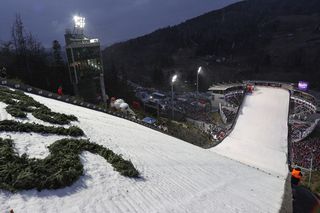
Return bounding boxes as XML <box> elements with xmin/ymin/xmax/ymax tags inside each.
<box><xmin>0</xmin><ymin>91</ymin><xmax>286</xmax><ymax>212</ymax></box>
<box><xmin>212</xmin><ymin>86</ymin><xmax>290</xmax><ymax>177</ymax></box>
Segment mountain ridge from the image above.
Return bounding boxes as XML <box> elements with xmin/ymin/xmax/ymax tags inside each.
<box><xmin>102</xmin><ymin>0</ymin><xmax>320</xmax><ymax>92</ymax></box>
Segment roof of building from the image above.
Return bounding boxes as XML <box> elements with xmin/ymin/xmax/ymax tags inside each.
<box><xmin>208</xmin><ymin>83</ymin><xmax>244</xmax><ymax>91</ymax></box>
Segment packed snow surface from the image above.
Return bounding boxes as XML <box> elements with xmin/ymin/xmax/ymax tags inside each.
<box><xmin>212</xmin><ymin>87</ymin><xmax>290</xmax><ymax>178</ymax></box>
<box><xmin>0</xmin><ymin>88</ymin><xmax>289</xmax><ymax>213</ymax></box>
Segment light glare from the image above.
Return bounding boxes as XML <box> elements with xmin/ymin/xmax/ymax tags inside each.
<box><xmin>197</xmin><ymin>66</ymin><xmax>202</xmax><ymax>74</ymax></box>
<box><xmin>74</xmin><ymin>16</ymin><xmax>85</xmax><ymax>29</ymax></box>
<box><xmin>172</xmin><ymin>74</ymin><xmax>177</xmax><ymax>83</ymax></box>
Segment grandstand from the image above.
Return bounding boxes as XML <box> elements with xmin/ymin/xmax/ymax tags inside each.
<box><xmin>292</xmin><ymin>137</ymin><xmax>320</xmax><ymax>170</ymax></box>
<box><xmin>289</xmin><ymin>90</ymin><xmax>318</xmax><ymax>142</ymax></box>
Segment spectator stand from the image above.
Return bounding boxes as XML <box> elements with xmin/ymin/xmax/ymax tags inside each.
<box><xmin>289</xmin><ymin>91</ymin><xmax>318</xmax><ymax>142</ymax></box>
<box><xmin>291</xmin><ymin>137</ymin><xmax>320</xmax><ymax>171</ymax></box>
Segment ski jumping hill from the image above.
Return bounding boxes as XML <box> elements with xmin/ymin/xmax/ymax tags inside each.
<box><xmin>212</xmin><ymin>86</ymin><xmax>290</xmax><ymax>178</ymax></box>
<box><xmin>0</xmin><ymin>87</ymin><xmax>289</xmax><ymax>212</ymax></box>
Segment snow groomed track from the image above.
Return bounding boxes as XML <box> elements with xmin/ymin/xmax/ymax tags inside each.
<box><xmin>212</xmin><ymin>86</ymin><xmax>290</xmax><ymax>178</ymax></box>
<box><xmin>0</xmin><ymin>87</ymin><xmax>289</xmax><ymax>212</ymax></box>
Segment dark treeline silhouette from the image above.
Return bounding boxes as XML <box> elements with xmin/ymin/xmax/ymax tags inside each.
<box><xmin>104</xmin><ymin>61</ymin><xmax>136</xmax><ymax>103</ymax></box>
<box><xmin>103</xmin><ymin>0</ymin><xmax>320</xmax><ymax>91</ymax></box>
<box><xmin>0</xmin><ymin>14</ymin><xmax>73</xmax><ymax>95</ymax></box>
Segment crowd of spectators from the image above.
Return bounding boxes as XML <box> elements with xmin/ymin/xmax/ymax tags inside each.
<box><xmin>289</xmin><ymin>92</ymin><xmax>318</xmax><ymax>142</ymax></box>
<box><xmin>174</xmin><ymin>96</ymin><xmax>212</xmax><ymax>123</ymax></box>
<box><xmin>291</xmin><ymin>122</ymin><xmax>312</xmax><ymax>142</ymax></box>
<box><xmin>132</xmin><ymin>82</ymin><xmax>246</xmax><ymax>143</ymax></box>
<box><xmin>292</xmin><ymin>138</ymin><xmax>320</xmax><ymax>170</ymax></box>
<box><xmin>290</xmin><ymin>101</ymin><xmax>314</xmax><ymax>121</ymax></box>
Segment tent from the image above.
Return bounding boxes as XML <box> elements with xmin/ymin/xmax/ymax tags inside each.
<box><xmin>142</xmin><ymin>117</ymin><xmax>157</xmax><ymax>124</ymax></box>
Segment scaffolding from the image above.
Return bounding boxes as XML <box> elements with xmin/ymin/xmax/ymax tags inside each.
<box><xmin>64</xmin><ymin>16</ymin><xmax>107</xmax><ymax>103</ymax></box>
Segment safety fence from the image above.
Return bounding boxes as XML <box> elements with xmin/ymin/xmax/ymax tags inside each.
<box><xmin>294</xmin><ymin>119</ymin><xmax>320</xmax><ymax>143</ymax></box>
<box><xmin>219</xmin><ymin>103</ymin><xmax>228</xmax><ymax>124</ymax></box>
<box><xmin>291</xmin><ymin>96</ymin><xmax>317</xmax><ymax>114</ymax></box>
<box><xmin>219</xmin><ymin>90</ymin><xmax>246</xmax><ymax>141</ymax></box>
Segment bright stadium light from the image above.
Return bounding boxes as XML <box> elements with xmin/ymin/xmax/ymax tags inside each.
<box><xmin>171</xmin><ymin>74</ymin><xmax>178</xmax><ymax>120</ymax></box>
<box><xmin>197</xmin><ymin>66</ymin><xmax>202</xmax><ymax>95</ymax></box>
<box><xmin>172</xmin><ymin>74</ymin><xmax>178</xmax><ymax>83</ymax></box>
<box><xmin>74</xmin><ymin>15</ymin><xmax>85</xmax><ymax>28</ymax></box>
<box><xmin>90</xmin><ymin>38</ymin><xmax>99</xmax><ymax>43</ymax></box>
<box><xmin>197</xmin><ymin>66</ymin><xmax>202</xmax><ymax>74</ymax></box>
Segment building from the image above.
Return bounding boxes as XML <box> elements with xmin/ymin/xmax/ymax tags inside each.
<box><xmin>65</xmin><ymin>16</ymin><xmax>107</xmax><ymax>103</ymax></box>
<box><xmin>208</xmin><ymin>83</ymin><xmax>244</xmax><ymax>108</ymax></box>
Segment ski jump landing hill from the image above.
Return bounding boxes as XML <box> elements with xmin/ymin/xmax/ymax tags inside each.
<box><xmin>0</xmin><ymin>83</ymin><xmax>292</xmax><ymax>212</ymax></box>
<box><xmin>212</xmin><ymin>86</ymin><xmax>290</xmax><ymax>178</ymax></box>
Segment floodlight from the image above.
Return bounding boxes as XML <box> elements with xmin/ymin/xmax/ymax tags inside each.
<box><xmin>74</xmin><ymin>16</ymin><xmax>85</xmax><ymax>29</ymax></box>
<box><xmin>172</xmin><ymin>74</ymin><xmax>178</xmax><ymax>83</ymax></box>
<box><xmin>90</xmin><ymin>39</ymin><xmax>99</xmax><ymax>43</ymax></box>
<box><xmin>198</xmin><ymin>66</ymin><xmax>202</xmax><ymax>74</ymax></box>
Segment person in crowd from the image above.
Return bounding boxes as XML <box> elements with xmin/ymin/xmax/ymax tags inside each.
<box><xmin>291</xmin><ymin>167</ymin><xmax>303</xmax><ymax>186</ymax></box>
<box><xmin>57</xmin><ymin>86</ymin><xmax>63</xmax><ymax>96</ymax></box>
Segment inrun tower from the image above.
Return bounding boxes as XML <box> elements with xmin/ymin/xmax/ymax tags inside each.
<box><xmin>64</xmin><ymin>15</ymin><xmax>107</xmax><ymax>103</ymax></box>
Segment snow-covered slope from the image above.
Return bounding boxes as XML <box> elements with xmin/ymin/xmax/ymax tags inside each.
<box><xmin>212</xmin><ymin>87</ymin><xmax>289</xmax><ymax>178</ymax></box>
<box><xmin>0</xmin><ymin>89</ymin><xmax>288</xmax><ymax>213</ymax></box>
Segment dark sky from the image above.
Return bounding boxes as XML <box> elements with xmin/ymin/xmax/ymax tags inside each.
<box><xmin>0</xmin><ymin>0</ymin><xmax>238</xmax><ymax>47</ymax></box>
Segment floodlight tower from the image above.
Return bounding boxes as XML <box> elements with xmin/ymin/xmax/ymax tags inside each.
<box><xmin>171</xmin><ymin>74</ymin><xmax>178</xmax><ymax>120</ymax></box>
<box><xmin>73</xmin><ymin>15</ymin><xmax>85</xmax><ymax>34</ymax></box>
<box><xmin>197</xmin><ymin>66</ymin><xmax>202</xmax><ymax>95</ymax></box>
<box><xmin>65</xmin><ymin>15</ymin><xmax>107</xmax><ymax>103</ymax></box>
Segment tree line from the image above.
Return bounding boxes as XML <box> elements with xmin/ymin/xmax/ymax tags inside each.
<box><xmin>0</xmin><ymin>14</ymin><xmax>73</xmax><ymax>95</ymax></box>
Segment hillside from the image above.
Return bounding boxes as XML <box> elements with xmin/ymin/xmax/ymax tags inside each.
<box><xmin>0</xmin><ymin>87</ymin><xmax>289</xmax><ymax>212</ymax></box>
<box><xmin>102</xmin><ymin>0</ymin><xmax>320</xmax><ymax>92</ymax></box>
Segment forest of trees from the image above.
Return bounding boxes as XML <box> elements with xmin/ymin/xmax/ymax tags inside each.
<box><xmin>0</xmin><ymin>14</ymin><xmax>73</xmax><ymax>95</ymax></box>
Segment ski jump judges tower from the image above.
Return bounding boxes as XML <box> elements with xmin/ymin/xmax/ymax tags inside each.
<box><xmin>65</xmin><ymin>15</ymin><xmax>107</xmax><ymax>103</ymax></box>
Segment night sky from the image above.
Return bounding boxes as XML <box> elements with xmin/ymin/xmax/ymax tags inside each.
<box><xmin>0</xmin><ymin>0</ymin><xmax>238</xmax><ymax>47</ymax></box>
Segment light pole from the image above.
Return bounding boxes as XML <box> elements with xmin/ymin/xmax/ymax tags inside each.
<box><xmin>171</xmin><ymin>74</ymin><xmax>177</xmax><ymax>120</ymax></box>
<box><xmin>197</xmin><ymin>66</ymin><xmax>202</xmax><ymax>95</ymax></box>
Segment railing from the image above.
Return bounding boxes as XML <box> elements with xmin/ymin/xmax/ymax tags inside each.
<box><xmin>219</xmin><ymin>103</ymin><xmax>228</xmax><ymax>124</ymax></box>
<box><xmin>292</xmin><ymin>119</ymin><xmax>320</xmax><ymax>143</ymax></box>
<box><xmin>291</xmin><ymin>96</ymin><xmax>317</xmax><ymax>113</ymax></box>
